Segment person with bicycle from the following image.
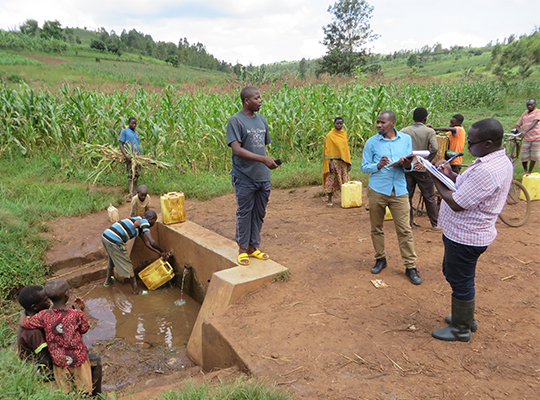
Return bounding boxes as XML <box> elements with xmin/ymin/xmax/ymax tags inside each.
<box><xmin>429</xmin><ymin>118</ymin><xmax>513</xmax><ymax>342</ymax></box>
<box><xmin>515</xmin><ymin>98</ymin><xmax>540</xmax><ymax>174</ymax></box>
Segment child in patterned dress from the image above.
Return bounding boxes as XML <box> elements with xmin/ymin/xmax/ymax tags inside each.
<box><xmin>22</xmin><ymin>279</ymin><xmax>92</xmax><ymax>395</ymax></box>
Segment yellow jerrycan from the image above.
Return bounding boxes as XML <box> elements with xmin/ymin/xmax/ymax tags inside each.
<box><xmin>521</xmin><ymin>173</ymin><xmax>540</xmax><ymax>201</ymax></box>
<box><xmin>160</xmin><ymin>192</ymin><xmax>186</xmax><ymax>224</ymax></box>
<box><xmin>384</xmin><ymin>206</ymin><xmax>393</xmax><ymax>221</ymax></box>
<box><xmin>138</xmin><ymin>258</ymin><xmax>175</xmax><ymax>290</ymax></box>
<box><xmin>341</xmin><ymin>181</ymin><xmax>363</xmax><ymax>208</ymax></box>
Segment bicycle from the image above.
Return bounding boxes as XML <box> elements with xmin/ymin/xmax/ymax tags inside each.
<box><xmin>411</xmin><ymin>134</ymin><xmax>531</xmax><ymax>227</ymax></box>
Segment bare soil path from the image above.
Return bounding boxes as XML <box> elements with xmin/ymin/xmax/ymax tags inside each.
<box><xmin>46</xmin><ymin>186</ymin><xmax>540</xmax><ymax>399</ymax></box>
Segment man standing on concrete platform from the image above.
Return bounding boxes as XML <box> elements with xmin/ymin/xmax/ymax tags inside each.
<box><xmin>226</xmin><ymin>86</ymin><xmax>279</xmax><ymax>266</ymax></box>
<box><xmin>401</xmin><ymin>107</ymin><xmax>440</xmax><ymax>230</ymax></box>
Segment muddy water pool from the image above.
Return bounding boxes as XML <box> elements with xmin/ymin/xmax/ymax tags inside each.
<box><xmin>82</xmin><ymin>282</ymin><xmax>201</xmax><ymax>348</ymax></box>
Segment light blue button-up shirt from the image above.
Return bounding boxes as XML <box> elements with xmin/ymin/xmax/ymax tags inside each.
<box><xmin>361</xmin><ymin>130</ymin><xmax>413</xmax><ymax>196</ymax></box>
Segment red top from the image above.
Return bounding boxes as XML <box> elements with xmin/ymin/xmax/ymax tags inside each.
<box><xmin>22</xmin><ymin>308</ymin><xmax>89</xmax><ymax>368</ymax></box>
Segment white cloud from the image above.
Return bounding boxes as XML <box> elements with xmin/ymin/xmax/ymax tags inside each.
<box><xmin>0</xmin><ymin>0</ymin><xmax>538</xmax><ymax>65</ymax></box>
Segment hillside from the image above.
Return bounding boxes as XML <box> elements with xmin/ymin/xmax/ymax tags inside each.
<box><xmin>0</xmin><ymin>24</ymin><xmax>231</xmax><ymax>88</ymax></box>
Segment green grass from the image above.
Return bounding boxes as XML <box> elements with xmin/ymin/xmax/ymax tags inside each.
<box><xmin>159</xmin><ymin>377</ymin><xmax>293</xmax><ymax>400</ymax></box>
<box><xmin>0</xmin><ymin>349</ymin><xmax>84</xmax><ymax>399</ymax></box>
<box><xmin>0</xmin><ymin>153</ymin><xmax>124</xmax><ymax>306</ymax></box>
<box><xmin>0</xmin><ymin>50</ymin><xmax>44</xmax><ymax>66</ymax></box>
<box><xmin>65</xmin><ymin>59</ymin><xmax>226</xmax><ymax>86</ymax></box>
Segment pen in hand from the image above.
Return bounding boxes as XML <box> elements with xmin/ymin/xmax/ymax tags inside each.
<box><xmin>438</xmin><ymin>155</ymin><xmax>458</xmax><ymax>170</ymax></box>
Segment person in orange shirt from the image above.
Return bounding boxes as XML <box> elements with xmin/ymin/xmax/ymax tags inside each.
<box><xmin>432</xmin><ymin>114</ymin><xmax>466</xmax><ymax>173</ymax></box>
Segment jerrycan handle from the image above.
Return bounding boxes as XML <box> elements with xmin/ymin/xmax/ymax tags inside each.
<box><xmin>162</xmin><ymin>259</ymin><xmax>173</xmax><ymax>272</ymax></box>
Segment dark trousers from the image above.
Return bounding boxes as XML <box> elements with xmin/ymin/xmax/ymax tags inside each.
<box><xmin>232</xmin><ymin>176</ymin><xmax>271</xmax><ymax>250</ymax></box>
<box><xmin>442</xmin><ymin>235</ymin><xmax>487</xmax><ymax>301</ymax></box>
<box><xmin>406</xmin><ymin>171</ymin><xmax>439</xmax><ymax>227</ymax></box>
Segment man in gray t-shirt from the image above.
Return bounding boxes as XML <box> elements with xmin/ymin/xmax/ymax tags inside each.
<box><xmin>226</xmin><ymin>86</ymin><xmax>279</xmax><ymax>266</ymax></box>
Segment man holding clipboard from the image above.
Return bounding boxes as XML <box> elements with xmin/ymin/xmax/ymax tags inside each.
<box><xmin>427</xmin><ymin>118</ymin><xmax>513</xmax><ymax>342</ymax></box>
<box><xmin>361</xmin><ymin>111</ymin><xmax>421</xmax><ymax>285</ymax></box>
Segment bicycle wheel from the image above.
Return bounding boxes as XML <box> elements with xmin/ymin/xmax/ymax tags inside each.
<box><xmin>499</xmin><ymin>180</ymin><xmax>531</xmax><ymax>227</ymax></box>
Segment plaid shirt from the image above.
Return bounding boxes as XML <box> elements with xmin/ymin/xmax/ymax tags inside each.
<box><xmin>439</xmin><ymin>149</ymin><xmax>513</xmax><ymax>246</ymax></box>
<box><xmin>518</xmin><ymin>108</ymin><xmax>540</xmax><ymax>141</ymax></box>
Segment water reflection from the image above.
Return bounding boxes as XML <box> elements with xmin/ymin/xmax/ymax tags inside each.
<box><xmin>83</xmin><ymin>283</ymin><xmax>200</xmax><ymax>348</ymax></box>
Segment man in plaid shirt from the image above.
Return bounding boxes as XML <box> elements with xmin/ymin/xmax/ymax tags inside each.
<box><xmin>428</xmin><ymin>118</ymin><xmax>513</xmax><ymax>342</ymax></box>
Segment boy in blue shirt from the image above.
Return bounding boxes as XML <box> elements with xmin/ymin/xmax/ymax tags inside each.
<box><xmin>119</xmin><ymin>117</ymin><xmax>141</xmax><ymax>196</ymax></box>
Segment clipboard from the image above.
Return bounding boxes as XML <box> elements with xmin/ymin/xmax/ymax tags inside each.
<box><xmin>387</xmin><ymin>150</ymin><xmax>431</xmax><ymax>168</ymax></box>
<box><xmin>417</xmin><ymin>158</ymin><xmax>457</xmax><ymax>191</ymax></box>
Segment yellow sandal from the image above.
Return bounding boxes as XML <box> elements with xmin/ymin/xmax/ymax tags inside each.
<box><xmin>237</xmin><ymin>253</ymin><xmax>250</xmax><ymax>265</ymax></box>
<box><xmin>248</xmin><ymin>249</ymin><xmax>269</xmax><ymax>260</ymax></box>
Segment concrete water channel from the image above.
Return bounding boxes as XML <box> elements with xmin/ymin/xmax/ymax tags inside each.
<box><xmin>53</xmin><ymin>219</ymin><xmax>288</xmax><ymax>372</ymax></box>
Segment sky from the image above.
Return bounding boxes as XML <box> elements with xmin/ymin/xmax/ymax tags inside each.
<box><xmin>0</xmin><ymin>0</ymin><xmax>538</xmax><ymax>65</ymax></box>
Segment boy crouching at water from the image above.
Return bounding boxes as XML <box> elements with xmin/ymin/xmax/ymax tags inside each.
<box><xmin>22</xmin><ymin>279</ymin><xmax>93</xmax><ymax>395</ymax></box>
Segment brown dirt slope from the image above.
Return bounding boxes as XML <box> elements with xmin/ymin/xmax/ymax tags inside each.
<box><xmin>186</xmin><ymin>186</ymin><xmax>540</xmax><ymax>400</ymax></box>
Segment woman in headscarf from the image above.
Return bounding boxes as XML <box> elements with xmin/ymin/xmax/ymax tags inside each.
<box><xmin>322</xmin><ymin>117</ymin><xmax>352</xmax><ymax>206</ymax></box>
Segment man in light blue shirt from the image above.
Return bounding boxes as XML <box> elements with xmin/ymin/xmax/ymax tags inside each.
<box><xmin>361</xmin><ymin>111</ymin><xmax>421</xmax><ymax>285</ymax></box>
<box><xmin>119</xmin><ymin>117</ymin><xmax>142</xmax><ymax>196</ymax></box>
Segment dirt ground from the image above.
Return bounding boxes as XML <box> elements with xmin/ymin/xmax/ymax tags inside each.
<box><xmin>46</xmin><ymin>186</ymin><xmax>540</xmax><ymax>399</ymax></box>
<box><xmin>24</xmin><ymin>54</ymin><xmax>69</xmax><ymax>65</ymax></box>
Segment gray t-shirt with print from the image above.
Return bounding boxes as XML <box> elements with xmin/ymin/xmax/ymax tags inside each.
<box><xmin>226</xmin><ymin>111</ymin><xmax>272</xmax><ymax>182</ymax></box>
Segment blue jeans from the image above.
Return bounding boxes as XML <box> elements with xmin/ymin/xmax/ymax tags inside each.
<box><xmin>442</xmin><ymin>235</ymin><xmax>487</xmax><ymax>301</ymax></box>
<box><xmin>232</xmin><ymin>176</ymin><xmax>271</xmax><ymax>250</ymax></box>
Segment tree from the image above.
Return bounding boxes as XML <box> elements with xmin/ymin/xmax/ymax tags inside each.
<box><xmin>20</xmin><ymin>19</ymin><xmax>39</xmax><ymax>36</ymax></box>
<box><xmin>298</xmin><ymin>58</ymin><xmax>307</xmax><ymax>79</ymax></box>
<box><xmin>317</xmin><ymin>0</ymin><xmax>378</xmax><ymax>75</ymax></box>
<box><xmin>41</xmin><ymin>20</ymin><xmax>63</xmax><ymax>41</ymax></box>
<box><xmin>90</xmin><ymin>39</ymin><xmax>106</xmax><ymax>51</ymax></box>
<box><xmin>407</xmin><ymin>54</ymin><xmax>418</xmax><ymax>68</ymax></box>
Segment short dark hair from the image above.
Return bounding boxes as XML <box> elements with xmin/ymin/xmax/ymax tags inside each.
<box><xmin>380</xmin><ymin>110</ymin><xmax>396</xmax><ymax>122</ymax></box>
<box><xmin>334</xmin><ymin>116</ymin><xmax>344</xmax><ymax>123</ymax></box>
<box><xmin>44</xmin><ymin>279</ymin><xmax>69</xmax><ymax>302</ymax></box>
<box><xmin>128</xmin><ymin>117</ymin><xmax>137</xmax><ymax>123</ymax></box>
<box><xmin>240</xmin><ymin>86</ymin><xmax>258</xmax><ymax>104</ymax></box>
<box><xmin>412</xmin><ymin>107</ymin><xmax>428</xmax><ymax>122</ymax></box>
<box><xmin>527</xmin><ymin>98</ymin><xmax>536</xmax><ymax>104</ymax></box>
<box><xmin>453</xmin><ymin>114</ymin><xmax>464</xmax><ymax>124</ymax></box>
<box><xmin>144</xmin><ymin>209</ymin><xmax>157</xmax><ymax>220</ymax></box>
<box><xmin>470</xmin><ymin>118</ymin><xmax>504</xmax><ymax>143</ymax></box>
<box><xmin>18</xmin><ymin>285</ymin><xmax>44</xmax><ymax>311</ymax></box>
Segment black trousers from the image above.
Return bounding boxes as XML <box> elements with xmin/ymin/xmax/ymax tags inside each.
<box><xmin>406</xmin><ymin>171</ymin><xmax>439</xmax><ymax>227</ymax></box>
<box><xmin>442</xmin><ymin>235</ymin><xmax>487</xmax><ymax>301</ymax></box>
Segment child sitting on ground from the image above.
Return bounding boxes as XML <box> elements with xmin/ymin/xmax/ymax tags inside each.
<box><xmin>22</xmin><ymin>279</ymin><xmax>92</xmax><ymax>395</ymax></box>
<box><xmin>131</xmin><ymin>184</ymin><xmax>151</xmax><ymax>217</ymax></box>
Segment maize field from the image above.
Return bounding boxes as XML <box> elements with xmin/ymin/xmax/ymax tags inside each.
<box><xmin>0</xmin><ymin>79</ymin><xmax>536</xmax><ymax>172</ymax></box>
